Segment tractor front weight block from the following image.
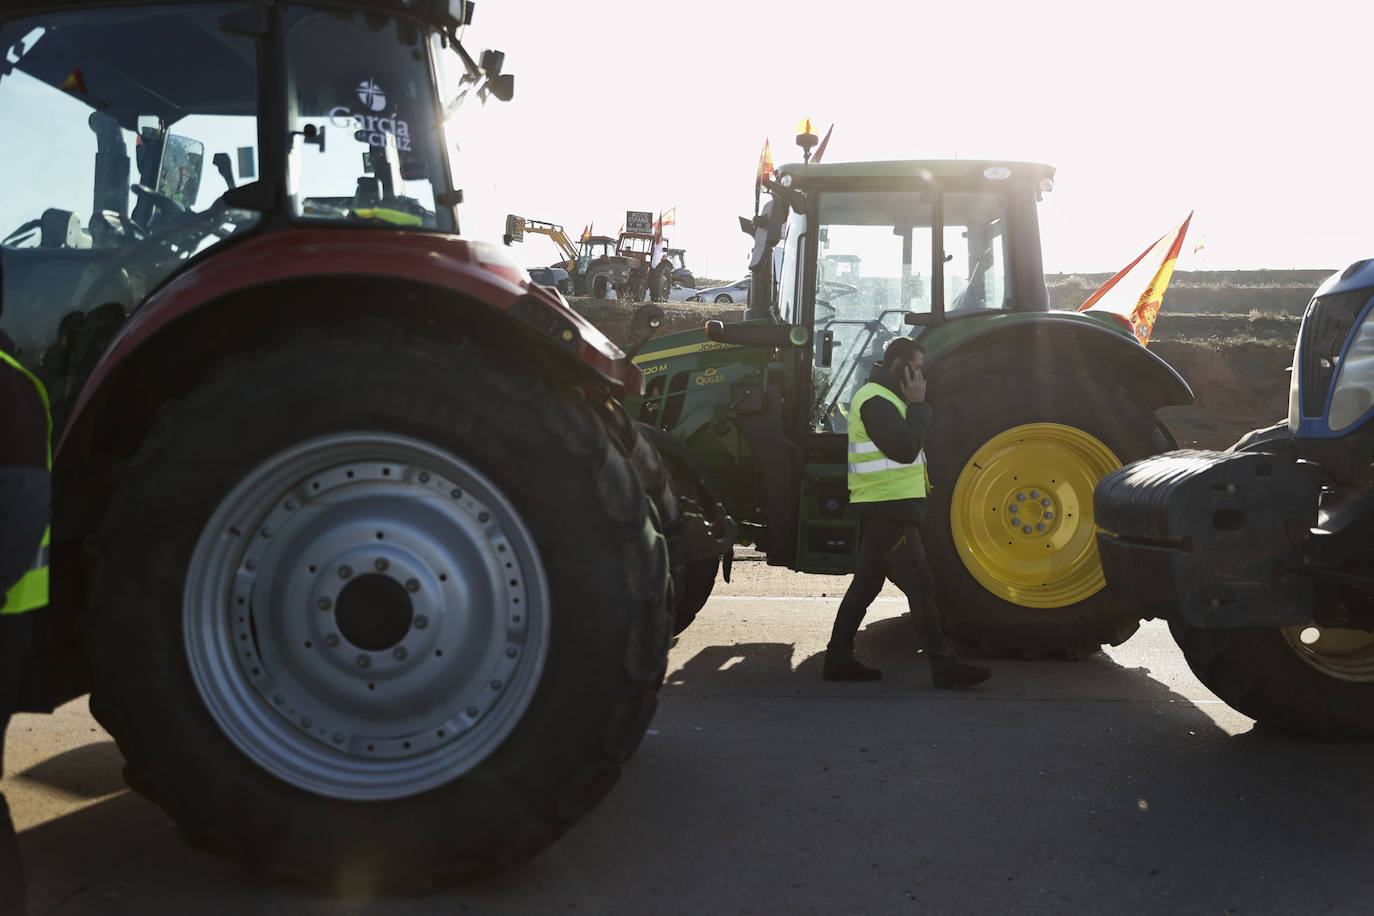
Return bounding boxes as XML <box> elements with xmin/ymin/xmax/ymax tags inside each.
<box><xmin>1094</xmin><ymin>449</ymin><xmax>1319</xmax><ymax>627</ymax></box>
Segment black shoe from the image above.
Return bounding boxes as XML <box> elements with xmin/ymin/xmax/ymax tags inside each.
<box><xmin>822</xmin><ymin>655</ymin><xmax>883</xmax><ymax>681</ymax></box>
<box><xmin>929</xmin><ymin>654</ymin><xmax>990</xmax><ymax>689</ymax></box>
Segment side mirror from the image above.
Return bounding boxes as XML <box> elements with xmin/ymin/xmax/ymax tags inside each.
<box><xmin>487</xmin><ymin>73</ymin><xmax>514</xmax><ymax>102</ymax></box>
<box><xmin>157</xmin><ymin>134</ymin><xmax>205</xmax><ymax>207</ymax></box>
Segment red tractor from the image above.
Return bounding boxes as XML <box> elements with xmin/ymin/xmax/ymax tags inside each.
<box><xmin>1</xmin><ymin>0</ymin><xmax>681</xmax><ymax>889</ymax></box>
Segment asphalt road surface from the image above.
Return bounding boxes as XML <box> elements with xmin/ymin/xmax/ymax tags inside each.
<box><xmin>7</xmin><ymin>558</ymin><xmax>1373</xmax><ymax>915</ymax></box>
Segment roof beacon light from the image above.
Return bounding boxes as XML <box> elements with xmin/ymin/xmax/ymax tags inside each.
<box><xmin>983</xmin><ymin>166</ymin><xmax>1011</xmax><ymax>180</ymax></box>
<box><xmin>796</xmin><ymin>118</ymin><xmax>819</xmax><ymax>162</ymax></box>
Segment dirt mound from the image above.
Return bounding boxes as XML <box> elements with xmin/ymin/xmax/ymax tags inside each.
<box><xmin>1151</xmin><ymin>340</ymin><xmax>1292</xmax><ymax>449</ymax></box>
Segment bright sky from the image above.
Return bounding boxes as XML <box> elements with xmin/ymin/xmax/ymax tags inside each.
<box><xmin>456</xmin><ymin>0</ymin><xmax>1373</xmax><ymax>281</ymax></box>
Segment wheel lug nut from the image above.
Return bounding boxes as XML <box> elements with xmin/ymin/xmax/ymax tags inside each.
<box><xmin>284</xmin><ymin>499</ymin><xmax>297</xmax><ymax>511</ymax></box>
<box><xmin>1044</xmin><ymin>511</ymin><xmax>1054</xmax><ymax>520</ymax></box>
<box><xmin>1041</xmin><ymin>497</ymin><xmax>1052</xmax><ymax>507</ymax></box>
<box><xmin>339</xmin><ymin>565</ymin><xmax>352</xmax><ymax>580</ymax></box>
<box><xmin>1022</xmin><ymin>525</ymin><xmax>1032</xmax><ymax>534</ymax></box>
<box><xmin>356</xmin><ymin>654</ymin><xmax>371</xmax><ymax>668</ymax></box>
<box><xmin>1016</xmin><ymin>493</ymin><xmax>1025</xmax><ymax>501</ymax></box>
<box><xmin>1036</xmin><ymin>522</ymin><xmax>1045</xmax><ymax>531</ymax></box>
<box><xmin>1030</xmin><ymin>490</ymin><xmax>1040</xmax><ymax>499</ymax></box>
<box><xmin>333</xmin><ymin>733</ymin><xmax>346</xmax><ymax>745</ymax></box>
<box><xmin>317</xmin><ymin>597</ymin><xmax>333</xmax><ymax>610</ymax></box>
<box><xmin>375</xmin><ymin>558</ymin><xmax>390</xmax><ymax>572</ymax></box>
<box><xmin>260</xmin><ymin>526</ymin><xmax>272</xmax><ymax>538</ymax></box>
<box><xmin>325</xmin><ymin>633</ymin><xmax>340</xmax><ymax>647</ymax></box>
<box><xmin>419</xmin><ymin>472</ymin><xmax>430</xmax><ymax>484</ymax></box>
<box><xmin>478</xmin><ymin>511</ymin><xmax>491</xmax><ymax>524</ymax></box>
<box><xmin>406</xmin><ymin>578</ymin><xmax>420</xmax><ymax>593</ymax></box>
<box><xmin>393</xmin><ymin>647</ymin><xmax>408</xmax><ymax>660</ymax></box>
<box><xmin>466</xmin><ymin>706</ymin><xmax>479</xmax><ymax>717</ymax></box>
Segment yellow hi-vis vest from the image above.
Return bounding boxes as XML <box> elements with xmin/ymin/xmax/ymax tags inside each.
<box><xmin>847</xmin><ymin>382</ymin><xmax>929</xmax><ymax>503</ymax></box>
<box><xmin>0</xmin><ymin>348</ymin><xmax>51</xmax><ymax>615</ymax></box>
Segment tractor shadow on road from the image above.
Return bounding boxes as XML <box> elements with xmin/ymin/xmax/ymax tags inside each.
<box><xmin>626</xmin><ymin>616</ymin><xmax>1374</xmax><ymax>912</ymax></box>
<box><xmin>20</xmin><ymin>620</ymin><xmax>1374</xmax><ymax>912</ymax></box>
<box><xmin>17</xmin><ymin>739</ymin><xmax>128</xmax><ymax>799</ymax></box>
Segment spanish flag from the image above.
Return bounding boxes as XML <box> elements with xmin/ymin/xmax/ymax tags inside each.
<box><xmin>59</xmin><ymin>65</ymin><xmax>88</xmax><ymax>96</ymax></box>
<box><xmin>1078</xmin><ymin>213</ymin><xmax>1192</xmax><ymax>347</ymax></box>
<box><xmin>659</xmin><ymin>207</ymin><xmax>676</xmax><ymax>227</ymax></box>
<box><xmin>580</xmin><ymin>224</ymin><xmax>591</xmax><ymax>243</ymax></box>
<box><xmin>755</xmin><ymin>140</ymin><xmax>775</xmax><ymax>188</ymax></box>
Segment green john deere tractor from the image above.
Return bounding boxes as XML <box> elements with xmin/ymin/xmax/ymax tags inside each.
<box><xmin>623</xmin><ymin>158</ymin><xmax>1194</xmax><ymax>658</ymax></box>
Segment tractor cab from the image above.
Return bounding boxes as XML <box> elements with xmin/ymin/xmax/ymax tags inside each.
<box><xmin>772</xmin><ymin>162</ymin><xmax>1051</xmax><ymax>435</ymax></box>
<box><xmin>0</xmin><ymin>0</ymin><xmax>509</xmax><ymax>425</ymax></box>
<box><xmin>577</xmin><ymin>235</ymin><xmax>618</xmax><ymax>271</ymax></box>
<box><xmin>616</xmin><ymin>231</ymin><xmax>657</xmax><ymax>265</ymax></box>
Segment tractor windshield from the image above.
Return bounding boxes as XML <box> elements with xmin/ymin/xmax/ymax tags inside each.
<box><xmin>285</xmin><ymin>6</ymin><xmax>452</xmax><ymax>230</ymax></box>
<box><xmin>806</xmin><ymin>188</ymin><xmax>1012</xmax><ymax>432</ymax></box>
<box><xmin>0</xmin><ymin>2</ymin><xmax>261</xmax><ymax>420</ymax></box>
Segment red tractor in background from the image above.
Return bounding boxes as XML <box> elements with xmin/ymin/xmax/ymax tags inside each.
<box><xmin>1</xmin><ymin>0</ymin><xmax>683</xmax><ymax>889</ymax></box>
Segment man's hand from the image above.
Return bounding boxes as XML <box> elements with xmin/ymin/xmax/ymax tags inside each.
<box><xmin>899</xmin><ymin>363</ymin><xmax>926</xmax><ymax>404</ymax></box>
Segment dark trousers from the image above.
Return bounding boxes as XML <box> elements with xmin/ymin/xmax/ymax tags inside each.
<box><xmin>0</xmin><ymin>613</ymin><xmax>32</xmax><ymax>916</ymax></box>
<box><xmin>828</xmin><ymin>516</ymin><xmax>950</xmax><ymax>659</ymax></box>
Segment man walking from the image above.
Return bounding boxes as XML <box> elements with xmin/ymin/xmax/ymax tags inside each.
<box><xmin>824</xmin><ymin>338</ymin><xmax>989</xmax><ymax>689</ymax></box>
<box><xmin>1</xmin><ymin>273</ymin><xmax>53</xmax><ymax>916</ymax></box>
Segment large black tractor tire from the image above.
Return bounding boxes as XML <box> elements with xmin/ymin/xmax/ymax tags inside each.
<box><xmin>592</xmin><ymin>399</ymin><xmax>721</xmax><ymax>633</ymax></box>
<box><xmin>674</xmin><ymin>557</ymin><xmax>720</xmax><ymax>633</ymax></box>
<box><xmin>586</xmin><ymin>267</ymin><xmax>612</xmax><ymax>299</ymax></box>
<box><xmin>86</xmin><ymin>321</ymin><xmax>672</xmax><ymax>890</ymax></box>
<box><xmin>597</xmin><ymin>401</ymin><xmax>722</xmax><ymax>634</ymax></box>
<box><xmin>1169</xmin><ymin>622</ymin><xmax>1374</xmax><ymax>738</ymax></box>
<box><xmin>925</xmin><ymin>369</ymin><xmax>1174</xmax><ymax>659</ymax></box>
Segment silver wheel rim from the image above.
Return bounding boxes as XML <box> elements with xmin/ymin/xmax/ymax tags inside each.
<box><xmin>184</xmin><ymin>432</ymin><xmax>550</xmax><ymax>800</ymax></box>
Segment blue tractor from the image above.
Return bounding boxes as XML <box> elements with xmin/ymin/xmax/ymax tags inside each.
<box><xmin>1094</xmin><ymin>259</ymin><xmax>1374</xmax><ymax>736</ymax></box>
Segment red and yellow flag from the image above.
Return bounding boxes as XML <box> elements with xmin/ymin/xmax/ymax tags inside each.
<box><xmin>580</xmin><ymin>223</ymin><xmax>591</xmax><ymax>243</ymax></box>
<box><xmin>659</xmin><ymin>207</ymin><xmax>676</xmax><ymax>227</ymax></box>
<box><xmin>1079</xmin><ymin>212</ymin><xmax>1193</xmax><ymax>347</ymax></box>
<box><xmin>59</xmin><ymin>65</ymin><xmax>88</xmax><ymax>95</ymax></box>
<box><xmin>755</xmin><ymin>140</ymin><xmax>775</xmax><ymax>188</ymax></box>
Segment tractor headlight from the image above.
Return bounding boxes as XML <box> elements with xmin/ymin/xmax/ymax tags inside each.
<box><xmin>1329</xmin><ymin>308</ymin><xmax>1374</xmax><ymax>431</ymax></box>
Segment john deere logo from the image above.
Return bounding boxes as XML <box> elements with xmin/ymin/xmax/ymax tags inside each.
<box><xmin>356</xmin><ymin>79</ymin><xmax>387</xmax><ymax>112</ymax></box>
<box><xmin>695</xmin><ymin>368</ymin><xmax>726</xmax><ymax>387</ymax></box>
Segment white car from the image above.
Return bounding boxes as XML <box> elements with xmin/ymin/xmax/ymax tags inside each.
<box><xmin>688</xmin><ymin>278</ymin><xmax>750</xmax><ymax>304</ymax></box>
<box><xmin>666</xmin><ymin>283</ymin><xmax>700</xmax><ymax>302</ymax></box>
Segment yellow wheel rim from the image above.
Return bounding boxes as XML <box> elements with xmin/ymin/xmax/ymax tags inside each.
<box><xmin>950</xmin><ymin>422</ymin><xmax>1121</xmax><ymax>609</ymax></box>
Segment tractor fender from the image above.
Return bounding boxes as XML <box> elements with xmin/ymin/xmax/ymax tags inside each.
<box><xmin>924</xmin><ymin>312</ymin><xmax>1194</xmax><ymax>410</ymax></box>
<box><xmin>60</xmin><ymin>228</ymin><xmax>636</xmax><ymax>454</ymax></box>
